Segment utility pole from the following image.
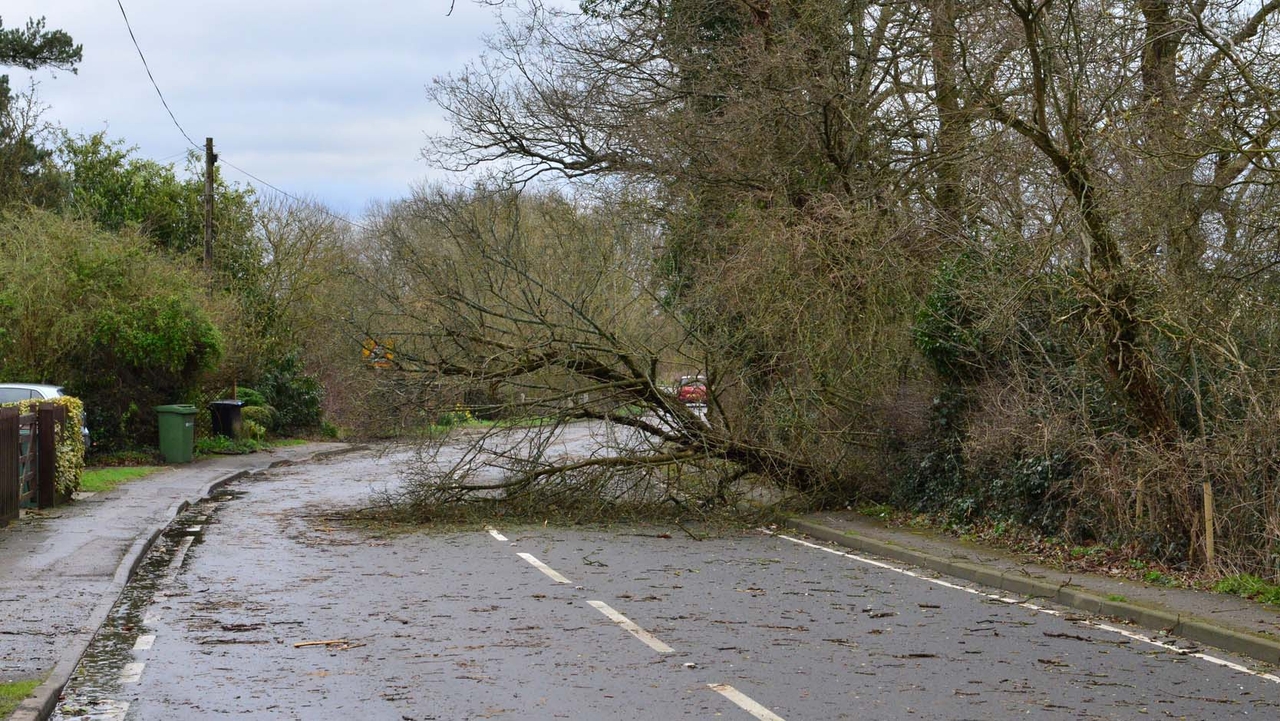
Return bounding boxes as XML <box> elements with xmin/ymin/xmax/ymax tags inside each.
<box><xmin>204</xmin><ymin>137</ymin><xmax>216</xmax><ymax>274</ymax></box>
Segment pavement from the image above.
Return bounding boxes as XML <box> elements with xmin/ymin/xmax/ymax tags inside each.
<box><xmin>0</xmin><ymin>442</ymin><xmax>363</xmax><ymax>721</ymax></box>
<box><xmin>788</xmin><ymin>511</ymin><xmax>1280</xmax><ymax>668</ymax></box>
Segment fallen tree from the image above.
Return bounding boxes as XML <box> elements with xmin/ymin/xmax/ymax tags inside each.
<box><xmin>350</xmin><ymin>187</ymin><xmax>821</xmax><ymax>519</ymax></box>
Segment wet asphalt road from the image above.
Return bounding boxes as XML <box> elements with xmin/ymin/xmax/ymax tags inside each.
<box><xmin>53</xmin><ymin>447</ymin><xmax>1280</xmax><ymax>720</ymax></box>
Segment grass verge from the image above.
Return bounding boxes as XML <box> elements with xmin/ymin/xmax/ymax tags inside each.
<box><xmin>0</xmin><ymin>679</ymin><xmax>40</xmax><ymax>717</ymax></box>
<box><xmin>1214</xmin><ymin>574</ymin><xmax>1280</xmax><ymax>607</ymax></box>
<box><xmin>80</xmin><ymin>466</ymin><xmax>161</xmax><ymax>493</ymax></box>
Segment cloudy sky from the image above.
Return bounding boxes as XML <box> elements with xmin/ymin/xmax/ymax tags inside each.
<box><xmin>4</xmin><ymin>1</ymin><xmax>505</xmax><ymax>216</ymax></box>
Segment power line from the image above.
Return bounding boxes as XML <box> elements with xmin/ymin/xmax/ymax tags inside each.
<box><xmin>114</xmin><ymin>0</ymin><xmax>372</xmax><ymax>234</ymax></box>
<box><xmin>219</xmin><ymin>157</ymin><xmax>373</xmax><ymax>232</ymax></box>
<box><xmin>115</xmin><ymin>0</ymin><xmax>200</xmax><ymax>150</ymax></box>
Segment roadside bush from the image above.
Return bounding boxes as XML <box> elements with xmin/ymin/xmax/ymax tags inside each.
<box><xmin>0</xmin><ymin>209</ymin><xmax>222</xmax><ymax>452</ymax></box>
<box><xmin>257</xmin><ymin>352</ymin><xmax>323</xmax><ymax>432</ymax></box>
<box><xmin>239</xmin><ymin>418</ymin><xmax>267</xmax><ymax>442</ymax></box>
<box><xmin>235</xmin><ymin>387</ymin><xmax>269</xmax><ymax>407</ymax></box>
<box><xmin>240</xmin><ymin>403</ymin><xmax>278</xmax><ymax>432</ymax></box>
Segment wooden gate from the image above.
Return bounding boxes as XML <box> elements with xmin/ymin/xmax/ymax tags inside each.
<box><xmin>0</xmin><ymin>404</ymin><xmax>63</xmax><ymax>525</ymax></box>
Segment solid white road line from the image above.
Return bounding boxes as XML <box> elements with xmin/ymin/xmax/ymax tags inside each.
<box><xmin>119</xmin><ymin>662</ymin><xmax>145</xmax><ymax>684</ymax></box>
<box><xmin>133</xmin><ymin>634</ymin><xmax>156</xmax><ymax>651</ymax></box>
<box><xmin>709</xmin><ymin>683</ymin><xmax>787</xmax><ymax>721</ymax></box>
<box><xmin>769</xmin><ymin>529</ymin><xmax>1280</xmax><ymax>684</ymax></box>
<box><xmin>587</xmin><ymin>600</ymin><xmax>675</xmax><ymax>653</ymax></box>
<box><xmin>517</xmin><ymin>552</ymin><xmax>571</xmax><ymax>584</ymax></box>
<box><xmin>488</xmin><ymin>529</ymin><xmax>509</xmax><ymax>542</ymax></box>
<box><xmin>1085</xmin><ymin>619</ymin><xmax>1280</xmax><ymax>683</ymax></box>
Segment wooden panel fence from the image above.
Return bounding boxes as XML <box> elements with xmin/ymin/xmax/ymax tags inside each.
<box><xmin>0</xmin><ymin>403</ymin><xmax>65</xmax><ymax>526</ymax></box>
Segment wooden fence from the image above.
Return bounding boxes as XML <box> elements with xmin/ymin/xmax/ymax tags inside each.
<box><xmin>0</xmin><ymin>403</ymin><xmax>66</xmax><ymax>526</ymax></box>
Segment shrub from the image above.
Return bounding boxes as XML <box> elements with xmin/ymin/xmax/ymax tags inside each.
<box><xmin>239</xmin><ymin>418</ymin><xmax>267</xmax><ymax>442</ymax></box>
<box><xmin>437</xmin><ymin>403</ymin><xmax>475</xmax><ymax>428</ymax></box>
<box><xmin>240</xmin><ymin>404</ymin><xmax>278</xmax><ymax>431</ymax></box>
<box><xmin>0</xmin><ymin>210</ymin><xmax>222</xmax><ymax>452</ymax></box>
<box><xmin>235</xmin><ymin>387</ymin><xmax>269</xmax><ymax>407</ymax></box>
<box><xmin>257</xmin><ymin>352</ymin><xmax>323</xmax><ymax>431</ymax></box>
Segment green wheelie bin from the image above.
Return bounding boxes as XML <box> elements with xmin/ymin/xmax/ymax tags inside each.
<box><xmin>155</xmin><ymin>404</ymin><xmax>198</xmax><ymax>463</ymax></box>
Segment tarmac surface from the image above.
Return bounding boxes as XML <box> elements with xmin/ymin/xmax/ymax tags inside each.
<box><xmin>789</xmin><ymin>512</ymin><xmax>1280</xmax><ymax>665</ymax></box>
<box><xmin>0</xmin><ymin>442</ymin><xmax>356</xmax><ymax>721</ymax></box>
<box><xmin>3</xmin><ymin>431</ymin><xmax>1280</xmax><ymax>719</ymax></box>
<box><xmin>23</xmin><ymin>445</ymin><xmax>1280</xmax><ymax>720</ymax></box>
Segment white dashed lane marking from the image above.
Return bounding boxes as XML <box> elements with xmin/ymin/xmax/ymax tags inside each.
<box><xmin>709</xmin><ymin>684</ymin><xmax>787</xmax><ymax>721</ymax></box>
<box><xmin>587</xmin><ymin>600</ymin><xmax>674</xmax><ymax>653</ymax></box>
<box><xmin>517</xmin><ymin>552</ymin><xmax>571</xmax><ymax>583</ymax></box>
<box><xmin>488</xmin><ymin>529</ymin><xmax>508</xmax><ymax>542</ymax></box>
<box><xmin>119</xmin><ymin>662</ymin><xmax>145</xmax><ymax>684</ymax></box>
<box><xmin>133</xmin><ymin>634</ymin><xmax>156</xmax><ymax>651</ymax></box>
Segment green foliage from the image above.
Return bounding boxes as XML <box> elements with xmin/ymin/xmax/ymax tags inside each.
<box><xmin>236</xmin><ymin>386</ymin><xmax>268</xmax><ymax>407</ymax></box>
<box><xmin>91</xmin><ymin>296</ymin><xmax>222</xmax><ymax>374</ymax></box>
<box><xmin>437</xmin><ymin>403</ymin><xmax>475</xmax><ymax>428</ymax></box>
<box><xmin>58</xmin><ymin>133</ymin><xmax>258</xmax><ymax>270</ymax></box>
<box><xmin>0</xmin><ymin>83</ymin><xmax>66</xmax><ymax>210</ymax></box>
<box><xmin>913</xmin><ymin>254</ymin><xmax>985</xmax><ymax>383</ymax></box>
<box><xmin>240</xmin><ymin>418</ymin><xmax>267</xmax><ymax>442</ymax></box>
<box><xmin>195</xmin><ymin>434</ymin><xmax>265</xmax><ymax>456</ymax></box>
<box><xmin>855</xmin><ymin>502</ymin><xmax>894</xmax><ymax>520</ymax></box>
<box><xmin>0</xmin><ymin>16</ymin><xmax>80</xmax><ymax>111</ymax></box>
<box><xmin>895</xmin><ymin>384</ymin><xmax>1073</xmax><ymax>535</ymax></box>
<box><xmin>0</xmin><ymin>209</ymin><xmax>222</xmax><ymax>452</ymax></box>
<box><xmin>0</xmin><ymin>17</ymin><xmax>81</xmax><ymax>73</ymax></box>
<box><xmin>257</xmin><ymin>352</ymin><xmax>323</xmax><ymax>431</ymax></box>
<box><xmin>240</xmin><ymin>403</ymin><xmax>278</xmax><ymax>432</ymax></box>
<box><xmin>1214</xmin><ymin>574</ymin><xmax>1280</xmax><ymax>607</ymax></box>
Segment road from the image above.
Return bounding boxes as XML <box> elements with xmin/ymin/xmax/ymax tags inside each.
<box><xmin>53</xmin><ymin>446</ymin><xmax>1279</xmax><ymax>720</ymax></box>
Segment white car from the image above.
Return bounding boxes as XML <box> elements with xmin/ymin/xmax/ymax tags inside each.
<box><xmin>0</xmin><ymin>383</ymin><xmax>91</xmax><ymax>451</ymax></box>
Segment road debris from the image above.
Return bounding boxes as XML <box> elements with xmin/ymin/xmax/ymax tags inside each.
<box><xmin>292</xmin><ymin>638</ymin><xmax>366</xmax><ymax>650</ymax></box>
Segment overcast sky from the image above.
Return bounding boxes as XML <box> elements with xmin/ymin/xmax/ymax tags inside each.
<box><xmin>4</xmin><ymin>1</ymin><xmax>505</xmax><ymax>216</ymax></box>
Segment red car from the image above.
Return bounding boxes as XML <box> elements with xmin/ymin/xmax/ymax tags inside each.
<box><xmin>676</xmin><ymin>375</ymin><xmax>707</xmax><ymax>405</ymax></box>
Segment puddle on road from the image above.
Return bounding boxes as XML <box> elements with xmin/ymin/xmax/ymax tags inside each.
<box><xmin>51</xmin><ymin>497</ymin><xmax>231</xmax><ymax>721</ymax></box>
<box><xmin>208</xmin><ymin>487</ymin><xmax>248</xmax><ymax>503</ymax></box>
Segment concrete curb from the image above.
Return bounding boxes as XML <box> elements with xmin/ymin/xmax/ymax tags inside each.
<box><xmin>10</xmin><ymin>443</ymin><xmax>368</xmax><ymax>721</ymax></box>
<box><xmin>785</xmin><ymin>517</ymin><xmax>1280</xmax><ymax>667</ymax></box>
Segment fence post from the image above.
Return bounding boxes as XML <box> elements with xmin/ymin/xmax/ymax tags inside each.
<box><xmin>37</xmin><ymin>403</ymin><xmax>58</xmax><ymax>509</ymax></box>
<box><xmin>0</xmin><ymin>406</ymin><xmax>17</xmax><ymax>524</ymax></box>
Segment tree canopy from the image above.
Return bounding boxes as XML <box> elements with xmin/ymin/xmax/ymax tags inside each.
<box><xmin>0</xmin><ymin>16</ymin><xmax>81</xmax><ymax>102</ymax></box>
